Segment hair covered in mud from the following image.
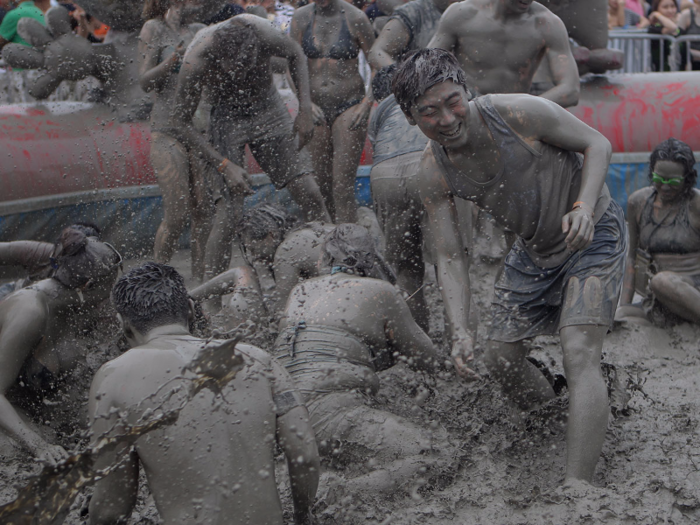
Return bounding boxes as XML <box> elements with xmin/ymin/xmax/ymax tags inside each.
<box><xmin>321</xmin><ymin>224</ymin><xmax>396</xmax><ymax>284</ymax></box>
<box><xmin>239</xmin><ymin>203</ymin><xmax>299</xmax><ymax>242</ymax></box>
<box><xmin>112</xmin><ymin>262</ymin><xmax>190</xmax><ymax>333</ymax></box>
<box><xmin>51</xmin><ymin>227</ymin><xmax>120</xmax><ymax>289</ymax></box>
<box><xmin>649</xmin><ymin>138</ymin><xmax>698</xmax><ymax>199</ymax></box>
<box><xmin>392</xmin><ymin>49</ymin><xmax>471</xmax><ymax>116</ymax></box>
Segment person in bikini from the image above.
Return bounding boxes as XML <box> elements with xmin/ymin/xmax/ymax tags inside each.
<box><xmin>616</xmin><ymin>138</ymin><xmax>700</xmax><ymax>326</ymax></box>
<box><xmin>290</xmin><ymin>0</ymin><xmax>375</xmax><ymax>223</ymax></box>
<box><xmin>392</xmin><ymin>49</ymin><xmax>627</xmax><ymax>484</ymax></box>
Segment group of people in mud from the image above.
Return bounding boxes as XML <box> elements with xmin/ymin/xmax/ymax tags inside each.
<box><xmin>0</xmin><ymin>0</ymin><xmax>699</xmax><ymax>523</ymax></box>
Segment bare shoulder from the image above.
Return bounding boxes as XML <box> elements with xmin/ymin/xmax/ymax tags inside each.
<box><xmin>531</xmin><ymin>4</ymin><xmax>569</xmax><ymax>37</ymax></box>
<box><xmin>234</xmin><ymin>342</ymin><xmax>273</xmax><ymax>368</ymax></box>
<box><xmin>292</xmin><ymin>3</ymin><xmax>314</xmax><ymax>22</ymax></box>
<box><xmin>440</xmin><ymin>1</ymin><xmax>480</xmax><ymax>24</ymax></box>
<box><xmin>490</xmin><ymin>93</ymin><xmax>561</xmax><ymax>131</ymax></box>
<box><xmin>627</xmin><ymin>187</ymin><xmax>653</xmax><ymax>219</ymax></box>
<box><xmin>342</xmin><ymin>2</ymin><xmax>370</xmax><ymax>22</ymax></box>
<box><xmin>139</xmin><ymin>18</ymin><xmax>164</xmax><ymax>40</ymax></box>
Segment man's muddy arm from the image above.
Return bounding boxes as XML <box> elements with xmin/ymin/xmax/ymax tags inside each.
<box><xmin>271</xmin><ymin>256</ymin><xmax>302</xmax><ymax>314</ymax></box>
<box><xmin>505</xmin><ymin>96</ymin><xmax>611</xmax><ymax>251</ymax></box>
<box><xmin>0</xmin><ymin>241</ymin><xmax>53</xmax><ymax>272</ymax></box>
<box><xmin>620</xmin><ymin>195</ymin><xmax>642</xmax><ymax>305</ymax></box>
<box><xmin>540</xmin><ymin>15</ymin><xmax>580</xmax><ymax>108</ymax></box>
<box><xmin>368</xmin><ymin>18</ymin><xmax>410</xmax><ymax>69</ymax></box>
<box><xmin>88</xmin><ymin>371</ymin><xmax>139</xmax><ymax>524</ymax></box>
<box><xmin>138</xmin><ymin>20</ymin><xmax>179</xmax><ymax>93</ymax></box>
<box><xmin>189</xmin><ymin>266</ymin><xmax>258</xmax><ymax>302</ymax></box>
<box><xmin>426</xmin><ymin>4</ymin><xmax>460</xmax><ymax>54</ymax></box>
<box><xmin>418</xmin><ymin>158</ymin><xmax>476</xmax><ymax>378</ymax></box>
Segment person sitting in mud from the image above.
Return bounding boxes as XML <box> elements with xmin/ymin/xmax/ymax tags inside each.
<box><xmin>0</xmin><ymin>226</ymin><xmax>122</xmax><ymax>464</ymax></box>
<box><xmin>273</xmin><ymin>224</ymin><xmax>454</xmax><ymax>496</ymax></box>
<box><xmin>88</xmin><ymin>262</ymin><xmax>319</xmax><ymax>525</ymax></box>
<box><xmin>393</xmin><ymin>49</ymin><xmax>627</xmax><ymax>483</ymax></box>
<box><xmin>0</xmin><ymin>222</ymin><xmax>101</xmax><ymax>300</ymax></box>
<box><xmin>139</xmin><ymin>0</ymin><xmax>209</xmax><ymax>281</ymax></box>
<box><xmin>169</xmin><ymin>13</ymin><xmax>331</xmax><ymax>281</ymax></box>
<box><xmin>238</xmin><ymin>203</ymin><xmax>335</xmax><ymax>315</ymax></box>
<box><xmin>289</xmin><ymin>0</ymin><xmax>375</xmax><ymax>223</ymax></box>
<box><xmin>616</xmin><ymin>138</ymin><xmax>700</xmax><ymax>327</ymax></box>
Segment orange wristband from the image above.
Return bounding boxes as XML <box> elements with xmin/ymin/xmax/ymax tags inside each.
<box><xmin>217</xmin><ymin>158</ymin><xmax>230</xmax><ymax>174</ymax></box>
<box><xmin>572</xmin><ymin>201</ymin><xmax>593</xmax><ymax>214</ymax></box>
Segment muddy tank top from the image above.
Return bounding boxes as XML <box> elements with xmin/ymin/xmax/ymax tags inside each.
<box><xmin>430</xmin><ymin>95</ymin><xmax>611</xmax><ymax>268</ymax></box>
<box><xmin>638</xmin><ymin>190</ymin><xmax>700</xmax><ymax>254</ymax></box>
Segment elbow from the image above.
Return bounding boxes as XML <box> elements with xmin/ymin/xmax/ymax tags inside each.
<box><xmin>565</xmin><ymin>82</ymin><xmax>580</xmax><ymax>108</ymax></box>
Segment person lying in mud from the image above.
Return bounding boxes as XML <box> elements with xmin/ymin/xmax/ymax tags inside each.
<box><xmin>0</xmin><ymin>222</ymin><xmax>101</xmax><ymax>300</ymax></box>
<box><xmin>392</xmin><ymin>49</ymin><xmax>627</xmax><ymax>483</ymax></box>
<box><xmin>616</xmin><ymin>138</ymin><xmax>700</xmax><ymax>327</ymax></box>
<box><xmin>0</xmin><ymin>226</ymin><xmax>122</xmax><ymax>464</ymax></box>
<box><xmin>238</xmin><ymin>203</ymin><xmax>335</xmax><ymax>315</ymax></box>
<box><xmin>274</xmin><ymin>224</ymin><xmax>454</xmax><ymax>495</ymax></box>
<box><xmin>169</xmin><ymin>13</ymin><xmax>330</xmax><ymax>280</ymax></box>
<box><xmin>88</xmin><ymin>262</ymin><xmax>319</xmax><ymax>525</ymax></box>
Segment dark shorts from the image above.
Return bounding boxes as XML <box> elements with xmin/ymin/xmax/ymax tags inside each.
<box><xmin>488</xmin><ymin>200</ymin><xmax>628</xmax><ymax>342</ymax></box>
<box><xmin>209</xmin><ymin>89</ymin><xmax>313</xmax><ymax>200</ymax></box>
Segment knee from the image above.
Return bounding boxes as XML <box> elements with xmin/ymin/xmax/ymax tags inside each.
<box><xmin>649</xmin><ymin>271</ymin><xmax>680</xmax><ymax>298</ymax></box>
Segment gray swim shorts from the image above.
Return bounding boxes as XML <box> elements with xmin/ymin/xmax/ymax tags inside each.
<box><xmin>209</xmin><ymin>88</ymin><xmax>313</xmax><ymax>200</ymax></box>
<box><xmin>488</xmin><ymin>200</ymin><xmax>628</xmax><ymax>342</ymax></box>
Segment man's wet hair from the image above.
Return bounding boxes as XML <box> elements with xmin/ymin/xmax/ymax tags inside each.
<box><xmin>321</xmin><ymin>224</ymin><xmax>396</xmax><ymax>283</ymax></box>
<box><xmin>69</xmin><ymin>221</ymin><xmax>101</xmax><ymax>239</ymax></box>
<box><xmin>142</xmin><ymin>0</ymin><xmax>170</xmax><ymax>20</ymax></box>
<box><xmin>211</xmin><ymin>22</ymin><xmax>259</xmax><ymax>67</ymax></box>
<box><xmin>239</xmin><ymin>203</ymin><xmax>299</xmax><ymax>242</ymax></box>
<box><xmin>649</xmin><ymin>138</ymin><xmax>698</xmax><ymax>199</ymax></box>
<box><xmin>51</xmin><ymin>227</ymin><xmax>121</xmax><ymax>290</ymax></box>
<box><xmin>112</xmin><ymin>262</ymin><xmax>190</xmax><ymax>334</ymax></box>
<box><xmin>392</xmin><ymin>49</ymin><xmax>470</xmax><ymax>116</ymax></box>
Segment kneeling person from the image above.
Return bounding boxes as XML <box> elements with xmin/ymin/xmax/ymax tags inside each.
<box><xmin>88</xmin><ymin>263</ymin><xmax>319</xmax><ymax>525</ymax></box>
<box><xmin>393</xmin><ymin>49</ymin><xmax>627</xmax><ymax>483</ymax></box>
<box><xmin>274</xmin><ymin>224</ymin><xmax>453</xmax><ymax>494</ymax></box>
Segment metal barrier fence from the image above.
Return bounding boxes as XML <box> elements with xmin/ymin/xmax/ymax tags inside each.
<box><xmin>608</xmin><ymin>31</ymin><xmax>700</xmax><ymax>74</ymax></box>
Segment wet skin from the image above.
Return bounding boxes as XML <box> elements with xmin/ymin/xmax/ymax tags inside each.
<box><xmin>408</xmin><ymin>81</ymin><xmax>613</xmax><ymax>481</ymax></box>
<box><xmin>618</xmin><ymin>161</ymin><xmax>700</xmax><ymax>325</ymax></box>
<box><xmin>0</xmin><ymin>274</ymin><xmax>116</xmax><ymax>464</ymax></box>
<box><xmin>0</xmin><ymin>241</ymin><xmax>53</xmax><ymax>280</ymax></box>
<box><xmin>428</xmin><ymin>0</ymin><xmax>580</xmax><ymax>107</ymax></box>
<box><xmin>139</xmin><ymin>3</ymin><xmax>210</xmax><ymax>280</ymax></box>
<box><xmin>170</xmin><ymin>14</ymin><xmax>330</xmax><ymax>279</ymax></box>
<box><xmin>290</xmin><ymin>0</ymin><xmax>375</xmax><ymax>223</ymax></box>
<box><xmin>88</xmin><ymin>318</ymin><xmax>319</xmax><ymax>525</ymax></box>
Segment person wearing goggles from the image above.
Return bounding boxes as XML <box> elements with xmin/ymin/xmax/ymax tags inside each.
<box><xmin>616</xmin><ymin>138</ymin><xmax>700</xmax><ymax>327</ymax></box>
<box><xmin>0</xmin><ymin>226</ymin><xmax>122</xmax><ymax>464</ymax></box>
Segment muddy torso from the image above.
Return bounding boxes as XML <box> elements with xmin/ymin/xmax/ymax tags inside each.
<box><xmin>639</xmin><ymin>190</ymin><xmax>700</xmax><ymax>255</ymax></box>
<box><xmin>449</xmin><ymin>0</ymin><xmax>551</xmax><ymax>95</ymax></box>
<box><xmin>297</xmin><ymin>5</ymin><xmax>365</xmax><ymax>107</ymax></box>
<box><xmin>431</xmin><ymin>95</ymin><xmax>610</xmax><ymax>268</ymax></box>
<box><xmin>148</xmin><ymin>21</ymin><xmax>202</xmax><ymax>130</ymax></box>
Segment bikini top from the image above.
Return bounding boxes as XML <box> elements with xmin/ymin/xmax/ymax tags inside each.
<box><xmin>302</xmin><ymin>7</ymin><xmax>360</xmax><ymax>60</ymax></box>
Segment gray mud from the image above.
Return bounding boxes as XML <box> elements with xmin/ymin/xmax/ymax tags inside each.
<box><xmin>1</xmin><ymin>247</ymin><xmax>699</xmax><ymax>524</ymax></box>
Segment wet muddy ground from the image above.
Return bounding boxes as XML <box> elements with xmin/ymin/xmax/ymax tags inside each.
<box><xmin>1</xmin><ymin>238</ymin><xmax>699</xmax><ymax>524</ymax></box>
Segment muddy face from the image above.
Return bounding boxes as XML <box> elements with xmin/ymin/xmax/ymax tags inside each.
<box><xmin>408</xmin><ymin>81</ymin><xmax>471</xmax><ymax>150</ymax></box>
<box><xmin>652</xmin><ymin>160</ymin><xmax>687</xmax><ymax>204</ymax></box>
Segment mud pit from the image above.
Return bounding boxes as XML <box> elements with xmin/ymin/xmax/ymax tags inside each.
<box><xmin>0</xmin><ymin>243</ymin><xmax>699</xmax><ymax>524</ymax></box>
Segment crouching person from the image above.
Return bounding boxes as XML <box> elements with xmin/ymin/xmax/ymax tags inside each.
<box><xmin>87</xmin><ymin>262</ymin><xmax>319</xmax><ymax>525</ymax></box>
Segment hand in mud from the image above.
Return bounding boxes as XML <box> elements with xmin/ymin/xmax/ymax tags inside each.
<box><xmin>311</xmin><ymin>103</ymin><xmax>326</xmax><ymax>126</ymax></box>
<box><xmin>348</xmin><ymin>99</ymin><xmax>372</xmax><ymax>132</ymax></box>
<box><xmin>1</xmin><ymin>6</ymin><xmax>110</xmax><ymax>99</ymax></box>
<box><xmin>562</xmin><ymin>207</ymin><xmax>595</xmax><ymax>252</ymax></box>
<box><xmin>221</xmin><ymin>161</ymin><xmax>254</xmax><ymax>197</ymax></box>
<box><xmin>451</xmin><ymin>335</ymin><xmax>480</xmax><ymax>381</ymax></box>
<box><xmin>34</xmin><ymin>443</ymin><xmax>69</xmax><ymax>466</ymax></box>
<box><xmin>294</xmin><ymin>109</ymin><xmax>315</xmax><ymax>151</ymax></box>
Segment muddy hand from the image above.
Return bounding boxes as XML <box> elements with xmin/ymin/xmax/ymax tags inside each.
<box><xmin>348</xmin><ymin>100</ymin><xmax>372</xmax><ymax>131</ymax></box>
<box><xmin>35</xmin><ymin>443</ymin><xmax>69</xmax><ymax>466</ymax></box>
<box><xmin>562</xmin><ymin>207</ymin><xmax>594</xmax><ymax>252</ymax></box>
<box><xmin>451</xmin><ymin>337</ymin><xmax>480</xmax><ymax>381</ymax></box>
<box><xmin>294</xmin><ymin>110</ymin><xmax>315</xmax><ymax>151</ymax></box>
<box><xmin>311</xmin><ymin>103</ymin><xmax>326</xmax><ymax>126</ymax></box>
<box><xmin>222</xmin><ymin>162</ymin><xmax>254</xmax><ymax>197</ymax></box>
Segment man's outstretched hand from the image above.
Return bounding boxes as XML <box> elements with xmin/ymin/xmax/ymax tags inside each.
<box><xmin>294</xmin><ymin>110</ymin><xmax>315</xmax><ymax>151</ymax></box>
<box><xmin>451</xmin><ymin>334</ymin><xmax>480</xmax><ymax>381</ymax></box>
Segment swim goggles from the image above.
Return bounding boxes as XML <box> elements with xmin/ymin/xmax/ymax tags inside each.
<box><xmin>652</xmin><ymin>173</ymin><xmax>684</xmax><ymax>186</ymax></box>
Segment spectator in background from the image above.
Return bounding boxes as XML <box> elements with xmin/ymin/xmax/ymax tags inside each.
<box><xmin>59</xmin><ymin>3</ymin><xmax>106</xmax><ymax>43</ymax></box>
<box><xmin>626</xmin><ymin>0</ymin><xmax>650</xmax><ymax>26</ymax></box>
<box><xmin>0</xmin><ymin>0</ymin><xmax>49</xmax><ymax>50</ymax></box>
<box><xmin>679</xmin><ymin>0</ymin><xmax>700</xmax><ymax>69</ymax></box>
<box><xmin>647</xmin><ymin>0</ymin><xmax>683</xmax><ymax>70</ymax></box>
<box><xmin>610</xmin><ymin>0</ymin><xmax>626</xmax><ymax>29</ymax></box>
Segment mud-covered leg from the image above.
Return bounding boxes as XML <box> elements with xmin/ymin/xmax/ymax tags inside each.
<box><xmin>308</xmin><ymin>122</ymin><xmax>335</xmax><ymax>220</ymax></box>
<box><xmin>189</xmin><ymin>153</ymin><xmax>214</xmax><ymax>283</ymax></box>
<box><xmin>330</xmin><ymin>107</ymin><xmax>367</xmax><ymax>224</ymax></box>
<box><xmin>649</xmin><ymin>271</ymin><xmax>700</xmax><ymax>324</ymax></box>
